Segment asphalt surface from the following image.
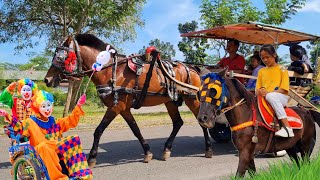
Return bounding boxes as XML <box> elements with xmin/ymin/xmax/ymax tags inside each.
<box><xmin>0</xmin><ymin>123</ymin><xmax>320</xmax><ymax>180</ymax></box>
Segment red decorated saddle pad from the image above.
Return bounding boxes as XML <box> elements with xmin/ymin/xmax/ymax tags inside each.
<box><xmin>128</xmin><ymin>58</ymin><xmax>137</xmax><ymax>72</ymax></box>
<box><xmin>128</xmin><ymin>57</ymin><xmax>144</xmax><ymax>75</ymax></box>
<box><xmin>257</xmin><ymin>96</ymin><xmax>303</xmax><ymax>129</ymax></box>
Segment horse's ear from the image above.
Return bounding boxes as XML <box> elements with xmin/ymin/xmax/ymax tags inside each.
<box><xmin>63</xmin><ymin>35</ymin><xmax>73</xmax><ymax>47</ymax></box>
<box><xmin>197</xmin><ymin>67</ymin><xmax>211</xmax><ymax>76</ymax></box>
<box><xmin>218</xmin><ymin>67</ymin><xmax>228</xmax><ymax>77</ymax></box>
<box><xmin>106</xmin><ymin>44</ymin><xmax>116</xmax><ymax>54</ymax></box>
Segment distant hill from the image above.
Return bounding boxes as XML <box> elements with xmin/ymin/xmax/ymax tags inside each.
<box><xmin>0</xmin><ymin>70</ymin><xmax>47</xmax><ymax>80</ymax></box>
<box><xmin>0</xmin><ymin>62</ymin><xmax>21</xmax><ymax>70</ymax></box>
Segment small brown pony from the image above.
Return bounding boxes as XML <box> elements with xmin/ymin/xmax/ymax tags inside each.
<box><xmin>44</xmin><ymin>34</ymin><xmax>213</xmax><ymax>167</ymax></box>
<box><xmin>196</xmin><ymin>69</ymin><xmax>320</xmax><ymax>176</ymax></box>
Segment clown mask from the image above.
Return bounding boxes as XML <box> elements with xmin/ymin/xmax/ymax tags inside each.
<box><xmin>39</xmin><ymin>100</ymin><xmax>53</xmax><ymax>118</ymax></box>
<box><xmin>21</xmin><ymin>85</ymin><xmax>32</xmax><ymax>101</ymax></box>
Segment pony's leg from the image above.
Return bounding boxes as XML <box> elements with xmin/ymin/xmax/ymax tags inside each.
<box><xmin>120</xmin><ymin>110</ymin><xmax>153</xmax><ymax>163</ymax></box>
<box><xmin>201</xmin><ymin>126</ymin><xmax>213</xmax><ymax>158</ymax></box>
<box><xmin>247</xmin><ymin>158</ymin><xmax>256</xmax><ymax>177</ymax></box>
<box><xmin>162</xmin><ymin>102</ymin><xmax>184</xmax><ymax>161</ymax></box>
<box><xmin>300</xmin><ymin>126</ymin><xmax>316</xmax><ymax>163</ymax></box>
<box><xmin>183</xmin><ymin>97</ymin><xmax>213</xmax><ymax>158</ymax></box>
<box><xmin>88</xmin><ymin>108</ymin><xmax>119</xmax><ymax>168</ymax></box>
<box><xmin>286</xmin><ymin>148</ymin><xmax>300</xmax><ymax>168</ymax></box>
<box><xmin>236</xmin><ymin>144</ymin><xmax>255</xmax><ymax>177</ymax></box>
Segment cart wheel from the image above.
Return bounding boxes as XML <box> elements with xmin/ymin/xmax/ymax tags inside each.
<box><xmin>209</xmin><ymin>123</ymin><xmax>231</xmax><ymax>143</ymax></box>
<box><xmin>13</xmin><ymin>156</ymin><xmax>43</xmax><ymax>180</ymax></box>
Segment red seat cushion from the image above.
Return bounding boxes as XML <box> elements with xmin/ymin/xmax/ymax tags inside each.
<box><xmin>257</xmin><ymin>96</ymin><xmax>303</xmax><ymax>129</ymax></box>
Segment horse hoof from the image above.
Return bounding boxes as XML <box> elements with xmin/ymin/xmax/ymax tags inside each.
<box><xmin>205</xmin><ymin>150</ymin><xmax>213</xmax><ymax>158</ymax></box>
<box><xmin>143</xmin><ymin>153</ymin><xmax>153</xmax><ymax>163</ymax></box>
<box><xmin>162</xmin><ymin>151</ymin><xmax>171</xmax><ymax>161</ymax></box>
<box><xmin>88</xmin><ymin>158</ymin><xmax>96</xmax><ymax>169</ymax></box>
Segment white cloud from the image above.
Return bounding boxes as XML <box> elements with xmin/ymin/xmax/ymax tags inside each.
<box><xmin>299</xmin><ymin>0</ymin><xmax>320</xmax><ymax>13</ymax></box>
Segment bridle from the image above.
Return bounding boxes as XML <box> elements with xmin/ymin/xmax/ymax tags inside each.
<box><xmin>197</xmin><ymin>73</ymin><xmax>230</xmax><ymax>116</ymax></box>
<box><xmin>52</xmin><ymin>35</ymin><xmax>130</xmax><ymax>79</ymax></box>
<box><xmin>199</xmin><ymin>73</ymin><xmax>251</xmax><ymax>115</ymax></box>
<box><xmin>50</xmin><ymin>35</ymin><xmax>126</xmax><ymax>101</ymax></box>
<box><xmin>52</xmin><ymin>36</ymin><xmax>85</xmax><ymax>77</ymax></box>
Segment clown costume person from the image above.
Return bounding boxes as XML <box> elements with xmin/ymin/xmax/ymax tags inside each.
<box><xmin>0</xmin><ymin>90</ymin><xmax>93</xmax><ymax>180</ymax></box>
<box><xmin>0</xmin><ymin>79</ymin><xmax>38</xmax><ymax>122</ymax></box>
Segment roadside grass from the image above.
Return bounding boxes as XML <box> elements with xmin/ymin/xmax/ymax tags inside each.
<box><xmin>52</xmin><ymin>105</ymin><xmax>195</xmax><ymax>127</ymax></box>
<box><xmin>0</xmin><ymin>104</ymin><xmax>196</xmax><ymax>130</ymax></box>
<box><xmin>232</xmin><ymin>153</ymin><xmax>320</xmax><ymax>180</ymax></box>
<box><xmin>0</xmin><ymin>106</ymin><xmax>10</xmax><ymax>127</ymax></box>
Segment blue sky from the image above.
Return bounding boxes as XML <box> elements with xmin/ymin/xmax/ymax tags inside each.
<box><xmin>1</xmin><ymin>0</ymin><xmax>319</xmax><ymax>64</ymax></box>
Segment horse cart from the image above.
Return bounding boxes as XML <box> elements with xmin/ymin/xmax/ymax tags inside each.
<box><xmin>43</xmin><ymin>21</ymin><xmax>319</xmax><ymax>169</ymax></box>
<box><xmin>181</xmin><ymin>21</ymin><xmax>320</xmax><ymax>176</ymax></box>
<box><xmin>181</xmin><ymin>21</ymin><xmax>319</xmax><ymax>142</ymax></box>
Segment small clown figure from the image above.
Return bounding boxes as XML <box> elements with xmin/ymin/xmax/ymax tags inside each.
<box><xmin>0</xmin><ymin>79</ymin><xmax>38</xmax><ymax>121</ymax></box>
<box><xmin>0</xmin><ymin>90</ymin><xmax>93</xmax><ymax>180</ymax></box>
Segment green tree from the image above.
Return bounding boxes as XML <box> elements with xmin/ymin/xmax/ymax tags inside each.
<box><xmin>204</xmin><ymin>55</ymin><xmax>220</xmax><ymax>65</ymax></box>
<box><xmin>262</xmin><ymin>0</ymin><xmax>306</xmax><ymax>24</ymax></box>
<box><xmin>19</xmin><ymin>55</ymin><xmax>51</xmax><ymax>71</ymax></box>
<box><xmin>178</xmin><ymin>21</ymin><xmax>209</xmax><ymax>64</ymax></box>
<box><xmin>0</xmin><ymin>66</ymin><xmax>6</xmax><ymax>90</ymax></box>
<box><xmin>138</xmin><ymin>39</ymin><xmax>176</xmax><ymax>60</ymax></box>
<box><xmin>0</xmin><ymin>0</ymin><xmax>146</xmax><ymax>50</ymax></box>
<box><xmin>0</xmin><ymin>62</ymin><xmax>20</xmax><ymax>70</ymax></box>
<box><xmin>0</xmin><ymin>0</ymin><xmax>146</xmax><ymax>113</ymax></box>
<box><xmin>308</xmin><ymin>41</ymin><xmax>320</xmax><ymax>67</ymax></box>
<box><xmin>201</xmin><ymin>0</ymin><xmax>306</xmax><ymax>28</ymax></box>
<box><xmin>184</xmin><ymin>0</ymin><xmax>307</xmax><ymax>62</ymax></box>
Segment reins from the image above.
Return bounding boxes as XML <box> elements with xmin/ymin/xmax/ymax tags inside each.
<box><xmin>220</xmin><ymin>98</ymin><xmax>246</xmax><ymax>114</ymax></box>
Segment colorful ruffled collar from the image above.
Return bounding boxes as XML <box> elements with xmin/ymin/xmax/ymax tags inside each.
<box><xmin>30</xmin><ymin>115</ymin><xmax>55</xmax><ymax>129</ymax></box>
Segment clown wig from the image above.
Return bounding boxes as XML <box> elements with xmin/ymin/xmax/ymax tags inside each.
<box><xmin>31</xmin><ymin>90</ymin><xmax>55</xmax><ymax>115</ymax></box>
<box><xmin>17</xmin><ymin>79</ymin><xmax>38</xmax><ymax>95</ymax></box>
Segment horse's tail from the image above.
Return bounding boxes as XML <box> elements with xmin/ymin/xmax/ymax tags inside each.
<box><xmin>309</xmin><ymin>110</ymin><xmax>320</xmax><ymax>127</ymax></box>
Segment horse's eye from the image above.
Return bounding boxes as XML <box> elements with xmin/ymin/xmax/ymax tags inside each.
<box><xmin>209</xmin><ymin>88</ymin><xmax>217</xmax><ymax>99</ymax></box>
<box><xmin>56</xmin><ymin>50</ymin><xmax>67</xmax><ymax>62</ymax></box>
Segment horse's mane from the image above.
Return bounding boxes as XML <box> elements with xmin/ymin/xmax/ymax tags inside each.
<box><xmin>75</xmin><ymin>34</ymin><xmax>113</xmax><ymax>51</ymax></box>
<box><xmin>75</xmin><ymin>34</ymin><xmax>128</xmax><ymax>59</ymax></box>
<box><xmin>230</xmin><ymin>78</ymin><xmax>255</xmax><ymax>106</ymax></box>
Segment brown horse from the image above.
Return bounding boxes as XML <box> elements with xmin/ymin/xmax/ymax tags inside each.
<box><xmin>196</xmin><ymin>69</ymin><xmax>320</xmax><ymax>176</ymax></box>
<box><xmin>44</xmin><ymin>34</ymin><xmax>213</xmax><ymax>167</ymax></box>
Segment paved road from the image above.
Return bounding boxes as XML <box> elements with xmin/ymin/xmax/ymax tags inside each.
<box><xmin>0</xmin><ymin>124</ymin><xmax>319</xmax><ymax>180</ymax></box>
<box><xmin>130</xmin><ymin>104</ymin><xmax>190</xmax><ymax>114</ymax></box>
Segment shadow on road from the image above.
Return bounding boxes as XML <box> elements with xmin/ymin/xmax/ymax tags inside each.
<box><xmin>91</xmin><ymin>136</ymin><xmax>237</xmax><ymax>168</ymax></box>
<box><xmin>0</xmin><ymin>162</ymin><xmax>12</xmax><ymax>169</ymax></box>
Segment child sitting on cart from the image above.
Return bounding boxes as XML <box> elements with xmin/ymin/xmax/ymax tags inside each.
<box><xmin>288</xmin><ymin>45</ymin><xmax>313</xmax><ymax>75</ymax></box>
<box><xmin>0</xmin><ymin>90</ymin><xmax>93</xmax><ymax>180</ymax></box>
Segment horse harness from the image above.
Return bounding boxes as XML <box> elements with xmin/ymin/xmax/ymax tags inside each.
<box><xmin>54</xmin><ymin>36</ymin><xmax>197</xmax><ymax>108</ymax></box>
<box><xmin>126</xmin><ymin>52</ymin><xmax>195</xmax><ymax>108</ymax></box>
